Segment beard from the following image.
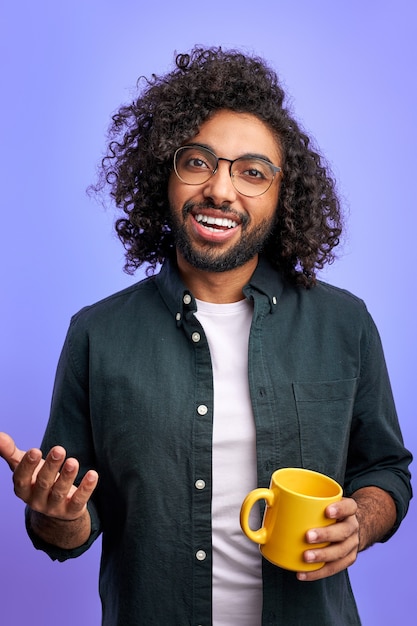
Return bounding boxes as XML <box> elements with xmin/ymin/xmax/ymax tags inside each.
<box><xmin>170</xmin><ymin>201</ymin><xmax>277</xmax><ymax>273</ymax></box>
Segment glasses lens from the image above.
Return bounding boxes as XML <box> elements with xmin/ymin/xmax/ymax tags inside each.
<box><xmin>174</xmin><ymin>146</ymin><xmax>216</xmax><ymax>185</ymax></box>
<box><xmin>231</xmin><ymin>158</ymin><xmax>275</xmax><ymax>196</ymax></box>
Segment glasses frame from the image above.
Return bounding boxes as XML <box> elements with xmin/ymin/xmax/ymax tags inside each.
<box><xmin>173</xmin><ymin>144</ymin><xmax>282</xmax><ymax>197</ymax></box>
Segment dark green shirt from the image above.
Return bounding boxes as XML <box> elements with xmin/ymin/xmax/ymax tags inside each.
<box><xmin>27</xmin><ymin>256</ymin><xmax>412</xmax><ymax>625</ymax></box>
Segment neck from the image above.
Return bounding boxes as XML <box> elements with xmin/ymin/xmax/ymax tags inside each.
<box><xmin>176</xmin><ymin>252</ymin><xmax>258</xmax><ymax>303</ymax></box>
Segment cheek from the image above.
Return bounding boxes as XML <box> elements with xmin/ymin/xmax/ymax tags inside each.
<box><xmin>265</xmin><ymin>183</ymin><xmax>280</xmax><ymax>218</ymax></box>
<box><xmin>250</xmin><ymin>191</ymin><xmax>279</xmax><ymax>222</ymax></box>
<box><xmin>168</xmin><ymin>175</ymin><xmax>194</xmax><ymax>212</ymax></box>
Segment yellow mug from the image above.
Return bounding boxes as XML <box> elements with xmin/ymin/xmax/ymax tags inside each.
<box><xmin>240</xmin><ymin>467</ymin><xmax>343</xmax><ymax>571</ymax></box>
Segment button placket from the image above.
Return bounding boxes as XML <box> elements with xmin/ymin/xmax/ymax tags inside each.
<box><xmin>184</xmin><ymin>308</ymin><xmax>212</xmax><ymax>617</ymax></box>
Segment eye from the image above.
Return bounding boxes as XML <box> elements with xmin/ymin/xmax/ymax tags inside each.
<box><xmin>178</xmin><ymin>147</ymin><xmax>216</xmax><ymax>173</ymax></box>
<box><xmin>186</xmin><ymin>156</ymin><xmax>211</xmax><ymax>170</ymax></box>
<box><xmin>242</xmin><ymin>167</ymin><xmax>266</xmax><ymax>179</ymax></box>
<box><xmin>234</xmin><ymin>158</ymin><xmax>271</xmax><ymax>183</ymax></box>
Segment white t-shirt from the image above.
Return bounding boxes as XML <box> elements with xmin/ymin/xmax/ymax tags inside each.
<box><xmin>195</xmin><ymin>298</ymin><xmax>263</xmax><ymax>626</ymax></box>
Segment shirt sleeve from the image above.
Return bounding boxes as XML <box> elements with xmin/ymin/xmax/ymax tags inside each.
<box><xmin>343</xmin><ymin>310</ymin><xmax>412</xmax><ymax>540</ymax></box>
<box><xmin>25</xmin><ymin>313</ymin><xmax>103</xmax><ymax>561</ymax></box>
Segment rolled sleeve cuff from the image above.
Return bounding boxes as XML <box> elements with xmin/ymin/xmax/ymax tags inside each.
<box><xmin>25</xmin><ymin>501</ymin><xmax>102</xmax><ymax>562</ymax></box>
<box><xmin>346</xmin><ymin>470</ymin><xmax>413</xmax><ymax>541</ymax></box>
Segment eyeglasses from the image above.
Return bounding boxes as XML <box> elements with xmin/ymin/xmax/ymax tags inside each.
<box><xmin>173</xmin><ymin>144</ymin><xmax>282</xmax><ymax>197</ymax></box>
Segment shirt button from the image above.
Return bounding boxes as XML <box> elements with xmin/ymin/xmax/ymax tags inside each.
<box><xmin>195</xmin><ymin>479</ymin><xmax>206</xmax><ymax>490</ymax></box>
<box><xmin>272</xmin><ymin>296</ymin><xmax>277</xmax><ymax>305</ymax></box>
<box><xmin>183</xmin><ymin>294</ymin><xmax>192</xmax><ymax>305</ymax></box>
<box><xmin>175</xmin><ymin>312</ymin><xmax>181</xmax><ymax>321</ymax></box>
<box><xmin>192</xmin><ymin>332</ymin><xmax>201</xmax><ymax>343</ymax></box>
<box><xmin>197</xmin><ymin>404</ymin><xmax>208</xmax><ymax>416</ymax></box>
<box><xmin>196</xmin><ymin>550</ymin><xmax>207</xmax><ymax>561</ymax></box>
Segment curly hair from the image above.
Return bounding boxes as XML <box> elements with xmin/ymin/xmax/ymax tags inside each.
<box><xmin>95</xmin><ymin>46</ymin><xmax>343</xmax><ymax>287</ymax></box>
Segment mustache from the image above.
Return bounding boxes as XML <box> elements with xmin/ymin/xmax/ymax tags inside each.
<box><xmin>182</xmin><ymin>201</ymin><xmax>249</xmax><ymax>225</ymax></box>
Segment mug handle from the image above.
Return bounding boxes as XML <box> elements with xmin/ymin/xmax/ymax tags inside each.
<box><xmin>240</xmin><ymin>488</ymin><xmax>275</xmax><ymax>544</ymax></box>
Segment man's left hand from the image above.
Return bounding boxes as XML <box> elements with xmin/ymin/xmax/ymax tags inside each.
<box><xmin>296</xmin><ymin>497</ymin><xmax>359</xmax><ymax>581</ymax></box>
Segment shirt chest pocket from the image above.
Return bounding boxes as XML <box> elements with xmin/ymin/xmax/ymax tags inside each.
<box><xmin>292</xmin><ymin>378</ymin><xmax>358</xmax><ymax>484</ymax></box>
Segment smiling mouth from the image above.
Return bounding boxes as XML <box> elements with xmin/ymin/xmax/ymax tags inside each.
<box><xmin>194</xmin><ymin>213</ymin><xmax>239</xmax><ymax>232</ymax></box>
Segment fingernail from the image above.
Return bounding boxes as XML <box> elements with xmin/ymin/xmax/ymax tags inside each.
<box><xmin>307</xmin><ymin>530</ymin><xmax>318</xmax><ymax>542</ymax></box>
<box><xmin>51</xmin><ymin>450</ymin><xmax>63</xmax><ymax>461</ymax></box>
<box><xmin>297</xmin><ymin>573</ymin><xmax>307</xmax><ymax>581</ymax></box>
<box><xmin>86</xmin><ymin>472</ymin><xmax>97</xmax><ymax>484</ymax></box>
<box><xmin>305</xmin><ymin>550</ymin><xmax>316</xmax><ymax>562</ymax></box>
<box><xmin>328</xmin><ymin>505</ymin><xmax>338</xmax><ymax>517</ymax></box>
<box><xmin>65</xmin><ymin>460</ymin><xmax>76</xmax><ymax>472</ymax></box>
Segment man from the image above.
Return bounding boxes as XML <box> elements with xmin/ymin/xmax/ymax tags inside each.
<box><xmin>0</xmin><ymin>46</ymin><xmax>412</xmax><ymax>625</ymax></box>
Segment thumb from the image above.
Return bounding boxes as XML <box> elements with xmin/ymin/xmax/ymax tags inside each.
<box><xmin>0</xmin><ymin>432</ymin><xmax>26</xmax><ymax>471</ymax></box>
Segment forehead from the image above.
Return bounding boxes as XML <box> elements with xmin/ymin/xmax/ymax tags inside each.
<box><xmin>190</xmin><ymin>109</ymin><xmax>281</xmax><ymax>162</ymax></box>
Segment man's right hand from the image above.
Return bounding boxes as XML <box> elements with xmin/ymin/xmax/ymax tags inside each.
<box><xmin>0</xmin><ymin>432</ymin><xmax>98</xmax><ymax>522</ymax></box>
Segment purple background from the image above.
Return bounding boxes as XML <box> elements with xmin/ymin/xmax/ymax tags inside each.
<box><xmin>1</xmin><ymin>1</ymin><xmax>415</xmax><ymax>624</ymax></box>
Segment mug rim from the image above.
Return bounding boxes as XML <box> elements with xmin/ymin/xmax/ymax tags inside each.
<box><xmin>270</xmin><ymin>467</ymin><xmax>343</xmax><ymax>499</ymax></box>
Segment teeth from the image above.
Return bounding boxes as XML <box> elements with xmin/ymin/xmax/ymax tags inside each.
<box><xmin>195</xmin><ymin>213</ymin><xmax>238</xmax><ymax>229</ymax></box>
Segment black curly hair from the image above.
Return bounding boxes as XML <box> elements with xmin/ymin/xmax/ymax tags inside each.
<box><xmin>96</xmin><ymin>46</ymin><xmax>343</xmax><ymax>287</ymax></box>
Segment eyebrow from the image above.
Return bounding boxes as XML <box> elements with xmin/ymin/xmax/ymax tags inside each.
<box><xmin>186</xmin><ymin>142</ymin><xmax>277</xmax><ymax>165</ymax></box>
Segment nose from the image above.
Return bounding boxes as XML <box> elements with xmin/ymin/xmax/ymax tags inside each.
<box><xmin>201</xmin><ymin>160</ymin><xmax>238</xmax><ymax>205</ymax></box>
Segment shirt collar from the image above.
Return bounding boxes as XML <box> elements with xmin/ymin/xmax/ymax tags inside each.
<box><xmin>155</xmin><ymin>254</ymin><xmax>285</xmax><ymax>322</ymax></box>
<box><xmin>243</xmin><ymin>256</ymin><xmax>284</xmax><ymax>314</ymax></box>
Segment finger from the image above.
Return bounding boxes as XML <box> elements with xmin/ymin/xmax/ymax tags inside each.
<box><xmin>29</xmin><ymin>446</ymin><xmax>67</xmax><ymax>505</ymax></box>
<box><xmin>66</xmin><ymin>470</ymin><xmax>99</xmax><ymax>518</ymax></box>
<box><xmin>306</xmin><ymin>512</ymin><xmax>359</xmax><ymax>546</ymax></box>
<box><xmin>325</xmin><ymin>497</ymin><xmax>358</xmax><ymax>521</ymax></box>
<box><xmin>46</xmin><ymin>457</ymin><xmax>80</xmax><ymax>509</ymax></box>
<box><xmin>0</xmin><ymin>432</ymin><xmax>27</xmax><ymax>471</ymax></box>
<box><xmin>12</xmin><ymin>448</ymin><xmax>44</xmax><ymax>501</ymax></box>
